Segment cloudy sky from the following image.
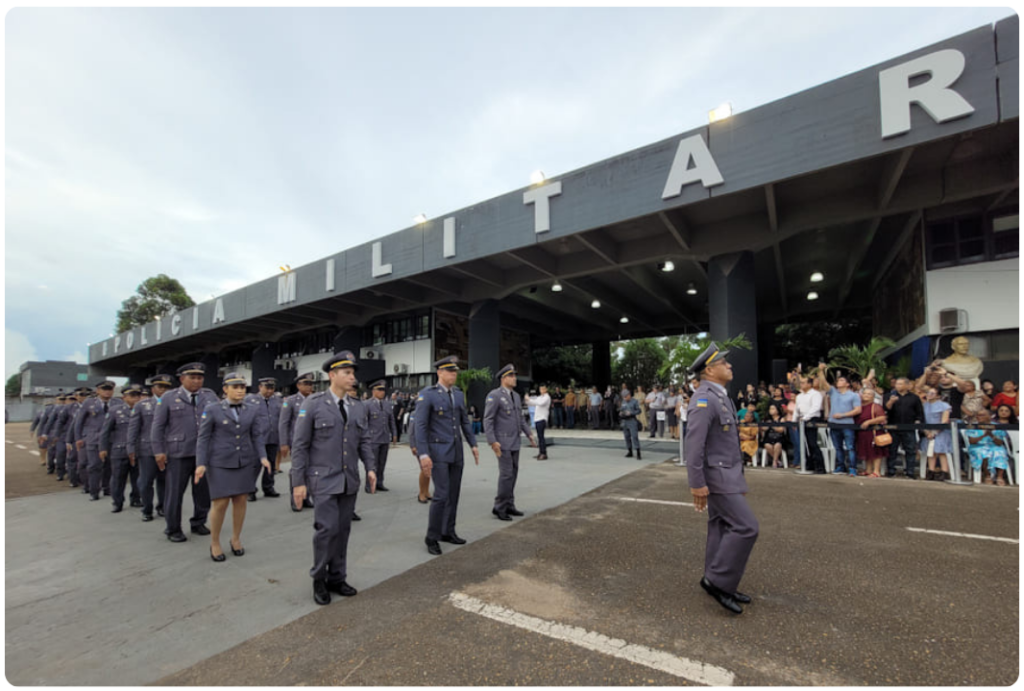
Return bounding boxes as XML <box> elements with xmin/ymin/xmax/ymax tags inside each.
<box><xmin>4</xmin><ymin>6</ymin><xmax>1014</xmax><ymax>380</ymax></box>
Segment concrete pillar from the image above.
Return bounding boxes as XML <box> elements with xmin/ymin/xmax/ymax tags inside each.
<box><xmin>126</xmin><ymin>367</ymin><xmax>148</xmax><ymax>386</ymax></box>
<box><xmin>592</xmin><ymin>340</ymin><xmax>611</xmax><ymax>391</ymax></box>
<box><xmin>251</xmin><ymin>344</ymin><xmax>276</xmax><ymax>395</ymax></box>
<box><xmin>757</xmin><ymin>321</ymin><xmax>776</xmax><ymax>387</ymax></box>
<box><xmin>199</xmin><ymin>352</ymin><xmax>221</xmax><ymax>394</ymax></box>
<box><xmin>468</xmin><ymin>300</ymin><xmax>501</xmax><ymax>412</ymax></box>
<box><xmin>708</xmin><ymin>251</ymin><xmax>759</xmax><ymax>395</ymax></box>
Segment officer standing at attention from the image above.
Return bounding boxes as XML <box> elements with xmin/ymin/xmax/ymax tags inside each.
<box><xmin>279</xmin><ymin>372</ymin><xmax>317</xmax><ymax>511</ymax></box>
<box><xmin>129</xmin><ymin>374</ymin><xmax>173</xmax><ymax>522</ymax></box>
<box><xmin>366</xmin><ymin>380</ymin><xmax>397</xmax><ymax>493</ymax></box>
<box><xmin>483</xmin><ymin>364</ymin><xmax>535</xmax><ymax>521</ymax></box>
<box><xmin>291</xmin><ymin>351</ymin><xmax>377</xmax><ymax>605</ymax></box>
<box><xmin>686</xmin><ymin>343</ymin><xmax>759</xmax><ymax>615</ymax></box>
<box><xmin>75</xmin><ymin>381</ymin><xmax>119</xmax><ymax>502</ymax></box>
<box><xmin>152</xmin><ymin>363</ymin><xmax>219</xmax><ymax>543</ymax></box>
<box><xmin>619</xmin><ymin>389</ymin><xmax>642</xmax><ymax>459</ymax></box>
<box><xmin>245</xmin><ymin>377</ymin><xmax>283</xmax><ymax>502</ymax></box>
<box><xmin>415</xmin><ymin>356</ymin><xmax>479</xmax><ymax>556</ymax></box>
<box><xmin>39</xmin><ymin>395</ymin><xmax>67</xmax><ymax>473</ymax></box>
<box><xmin>100</xmin><ymin>384</ymin><xmax>143</xmax><ymax>513</ymax></box>
<box><xmin>65</xmin><ymin>388</ymin><xmax>91</xmax><ymax>491</ymax></box>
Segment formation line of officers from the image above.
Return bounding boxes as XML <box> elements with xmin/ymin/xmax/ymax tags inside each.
<box><xmin>30</xmin><ymin>352</ymin><xmax>538</xmax><ymax>606</ymax></box>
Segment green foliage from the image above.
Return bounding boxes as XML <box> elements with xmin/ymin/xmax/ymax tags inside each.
<box><xmin>612</xmin><ymin>338</ymin><xmax>668</xmax><ymax>389</ymax></box>
<box><xmin>456</xmin><ymin>367</ymin><xmax>493</xmax><ymax>393</ymax></box>
<box><xmin>532</xmin><ymin>344</ymin><xmax>593</xmax><ymax>386</ymax></box>
<box><xmin>5</xmin><ymin>373</ymin><xmax>22</xmax><ymax>397</ymax></box>
<box><xmin>879</xmin><ymin>355</ymin><xmax>912</xmax><ymax>391</ymax></box>
<box><xmin>115</xmin><ymin>274</ymin><xmax>195</xmax><ymax>333</ymax></box>
<box><xmin>660</xmin><ymin>333</ymin><xmax>753</xmax><ymax>381</ymax></box>
<box><xmin>826</xmin><ymin>336</ymin><xmax>897</xmax><ymax>382</ymax></box>
<box><xmin>773</xmin><ymin>318</ymin><xmax>873</xmax><ymax>371</ymax></box>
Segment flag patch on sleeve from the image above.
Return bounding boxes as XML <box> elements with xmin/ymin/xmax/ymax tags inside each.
<box><xmin>697</xmin><ymin>399</ymin><xmax>708</xmax><ymax>408</ymax></box>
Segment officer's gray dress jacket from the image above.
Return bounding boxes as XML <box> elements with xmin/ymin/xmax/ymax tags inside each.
<box><xmin>245</xmin><ymin>393</ymin><xmax>283</xmax><ymax>446</ymax></box>
<box><xmin>685</xmin><ymin>380</ymin><xmax>747</xmax><ymax>494</ymax></box>
<box><xmin>98</xmin><ymin>401</ymin><xmax>132</xmax><ymax>456</ymax></box>
<box><xmin>45</xmin><ymin>404</ymin><xmax>71</xmax><ymax>439</ymax></box>
<box><xmin>150</xmin><ymin>387</ymin><xmax>220</xmax><ymax>458</ymax></box>
<box><xmin>483</xmin><ymin>387</ymin><xmax>532</xmax><ymax>452</ymax></box>
<box><xmin>413</xmin><ymin>384</ymin><xmax>477</xmax><ymax>464</ymax></box>
<box><xmin>38</xmin><ymin>404</ymin><xmax>58</xmax><ymax>437</ymax></box>
<box><xmin>367</xmin><ymin>397</ymin><xmax>397</xmax><ymax>444</ymax></box>
<box><xmin>278</xmin><ymin>392</ymin><xmax>308</xmax><ymax>447</ymax></box>
<box><xmin>619</xmin><ymin>398</ymin><xmax>641</xmax><ymax>427</ymax></box>
<box><xmin>64</xmin><ymin>402</ymin><xmax>83</xmax><ymax>445</ymax></box>
<box><xmin>75</xmin><ymin>397</ymin><xmax>113</xmax><ymax>448</ymax></box>
<box><xmin>30</xmin><ymin>408</ymin><xmax>47</xmax><ymax>434</ymax></box>
<box><xmin>290</xmin><ymin>392</ymin><xmax>376</xmax><ymax>496</ymax></box>
<box><xmin>197</xmin><ymin>400</ymin><xmax>267</xmax><ymax>469</ymax></box>
<box><xmin>127</xmin><ymin>398</ymin><xmax>159</xmax><ymax>458</ymax></box>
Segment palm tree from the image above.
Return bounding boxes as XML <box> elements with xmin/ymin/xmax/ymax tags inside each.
<box><xmin>827</xmin><ymin>336</ymin><xmax>896</xmax><ymax>382</ymax></box>
<box><xmin>660</xmin><ymin>333</ymin><xmax>753</xmax><ymax>380</ymax></box>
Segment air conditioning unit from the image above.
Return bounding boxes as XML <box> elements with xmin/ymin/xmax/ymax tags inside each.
<box><xmin>938</xmin><ymin>308</ymin><xmax>968</xmax><ymax>334</ymax></box>
<box><xmin>361</xmin><ymin>346</ymin><xmax>384</xmax><ymax>360</ymax></box>
<box><xmin>393</xmin><ymin>363</ymin><xmax>409</xmax><ymax>374</ymax></box>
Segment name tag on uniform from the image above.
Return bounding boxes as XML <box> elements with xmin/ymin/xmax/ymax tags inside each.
<box><xmin>722</xmin><ymin>424</ymin><xmax>730</xmax><ymax>431</ymax></box>
<box><xmin>697</xmin><ymin>399</ymin><xmax>708</xmax><ymax>408</ymax></box>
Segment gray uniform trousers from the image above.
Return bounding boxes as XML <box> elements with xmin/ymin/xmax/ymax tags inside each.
<box><xmin>369</xmin><ymin>443</ymin><xmax>389</xmax><ymax>490</ymax></box>
<box><xmin>78</xmin><ymin>446</ymin><xmax>92</xmax><ymax>493</ymax></box>
<box><xmin>46</xmin><ymin>439</ymin><xmax>59</xmax><ymax>472</ymax></box>
<box><xmin>428</xmin><ymin>462</ymin><xmax>464</xmax><ymax>541</ymax></box>
<box><xmin>493</xmin><ymin>449</ymin><xmax>520</xmax><ymax>514</ymax></box>
<box><xmin>622</xmin><ymin>419</ymin><xmax>640</xmax><ymax>451</ymax></box>
<box><xmin>55</xmin><ymin>442</ymin><xmax>68</xmax><ymax>478</ymax></box>
<box><xmin>254</xmin><ymin>444</ymin><xmax>278</xmax><ymax>493</ymax></box>
<box><xmin>109</xmin><ymin>453</ymin><xmax>139</xmax><ymax>508</ymax></box>
<box><xmin>310</xmin><ymin>491</ymin><xmax>358</xmax><ymax>582</ymax></box>
<box><xmin>64</xmin><ymin>445</ymin><xmax>80</xmax><ymax>486</ymax></box>
<box><xmin>86</xmin><ymin>446</ymin><xmax>109</xmax><ymax>499</ymax></box>
<box><xmin>704</xmin><ymin>493</ymin><xmax>759</xmax><ymax>594</ymax></box>
<box><xmin>588</xmin><ymin>406</ymin><xmax>600</xmax><ymax>429</ymax></box>
<box><xmin>164</xmin><ymin>456</ymin><xmax>210</xmax><ymax>534</ymax></box>
<box><xmin>137</xmin><ymin>454</ymin><xmax>166</xmax><ymax>517</ymax></box>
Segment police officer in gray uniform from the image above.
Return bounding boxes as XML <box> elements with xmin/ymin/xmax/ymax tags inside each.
<box><xmin>75</xmin><ymin>381</ymin><xmax>119</xmax><ymax>501</ymax></box>
<box><xmin>64</xmin><ymin>388</ymin><xmax>90</xmax><ymax>490</ymax></box>
<box><xmin>415</xmin><ymin>356</ymin><xmax>479</xmax><ymax>556</ymax></box>
<box><xmin>619</xmin><ymin>389</ymin><xmax>642</xmax><ymax>459</ymax></box>
<box><xmin>130</xmin><ymin>374</ymin><xmax>173</xmax><ymax>521</ymax></box>
<box><xmin>100</xmin><ymin>384</ymin><xmax>143</xmax><ymax>513</ymax></box>
<box><xmin>245</xmin><ymin>377</ymin><xmax>283</xmax><ymax>501</ymax></box>
<box><xmin>51</xmin><ymin>393</ymin><xmax>78</xmax><ymax>483</ymax></box>
<box><xmin>152</xmin><ymin>363</ymin><xmax>219</xmax><ymax>542</ymax></box>
<box><xmin>686</xmin><ymin>343</ymin><xmax>759</xmax><ymax>615</ymax></box>
<box><xmin>365</xmin><ymin>379</ymin><xmax>397</xmax><ymax>493</ymax></box>
<box><xmin>39</xmin><ymin>397</ymin><xmax>64</xmax><ymax>471</ymax></box>
<box><xmin>42</xmin><ymin>395</ymin><xmax>71</xmax><ymax>479</ymax></box>
<box><xmin>291</xmin><ymin>351</ymin><xmax>377</xmax><ymax>606</ymax></box>
<box><xmin>483</xmin><ymin>364</ymin><xmax>535</xmax><ymax>521</ymax></box>
<box><xmin>279</xmin><ymin>372</ymin><xmax>317</xmax><ymax>511</ymax></box>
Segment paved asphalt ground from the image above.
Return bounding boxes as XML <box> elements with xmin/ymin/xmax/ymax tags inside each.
<box><xmin>5</xmin><ymin>421</ymin><xmax>1019</xmax><ymax>685</ymax></box>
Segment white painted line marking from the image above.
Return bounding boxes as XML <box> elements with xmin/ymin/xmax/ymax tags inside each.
<box><xmin>30</xmin><ymin>451</ymin><xmax>40</xmax><ymax>456</ymax></box>
<box><xmin>615</xmin><ymin>497</ymin><xmax>694</xmax><ymax>507</ymax></box>
<box><xmin>449</xmin><ymin>592</ymin><xmax>733</xmax><ymax>686</ymax></box>
<box><xmin>5</xmin><ymin>439</ymin><xmax>13</xmax><ymax>443</ymax></box>
<box><xmin>15</xmin><ymin>444</ymin><xmax>27</xmax><ymax>450</ymax></box>
<box><xmin>906</xmin><ymin>527</ymin><xmax>1018</xmax><ymax>544</ymax></box>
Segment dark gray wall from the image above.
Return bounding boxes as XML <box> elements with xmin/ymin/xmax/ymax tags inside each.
<box><xmin>708</xmin><ymin>252</ymin><xmax>759</xmax><ymax>393</ymax></box>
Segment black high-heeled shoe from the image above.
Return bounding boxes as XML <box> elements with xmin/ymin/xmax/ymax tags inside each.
<box><xmin>230</xmin><ymin>541</ymin><xmax>245</xmax><ymax>557</ymax></box>
<box><xmin>210</xmin><ymin>547</ymin><xmax>226</xmax><ymax>562</ymax></box>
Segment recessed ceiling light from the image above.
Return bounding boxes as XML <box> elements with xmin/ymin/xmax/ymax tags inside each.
<box><xmin>591</xmin><ymin>299</ymin><xmax>601</xmax><ymax>309</ymax></box>
<box><xmin>660</xmin><ymin>261</ymin><xmax>675</xmax><ymax>272</ymax></box>
<box><xmin>551</xmin><ymin>281</ymin><xmax>563</xmax><ymax>292</ymax></box>
<box><xmin>807</xmin><ymin>291</ymin><xmax>819</xmax><ymax>301</ymax></box>
<box><xmin>686</xmin><ymin>282</ymin><xmax>698</xmax><ymax>295</ymax></box>
<box><xmin>810</xmin><ymin>272</ymin><xmax>824</xmax><ymax>283</ymax></box>
<box><xmin>620</xmin><ymin>316</ymin><xmax>629</xmax><ymax>324</ymax></box>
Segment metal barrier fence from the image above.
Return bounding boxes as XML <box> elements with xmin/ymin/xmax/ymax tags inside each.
<box><xmin>676</xmin><ymin>419</ymin><xmax>1019</xmax><ymax>487</ymax></box>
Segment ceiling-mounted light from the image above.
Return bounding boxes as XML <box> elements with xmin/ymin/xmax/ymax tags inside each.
<box><xmin>807</xmin><ymin>291</ymin><xmax>819</xmax><ymax>301</ymax></box>
<box><xmin>686</xmin><ymin>282</ymin><xmax>698</xmax><ymax>295</ymax></box>
<box><xmin>591</xmin><ymin>299</ymin><xmax>601</xmax><ymax>309</ymax></box>
<box><xmin>551</xmin><ymin>281</ymin><xmax>563</xmax><ymax>292</ymax></box>
<box><xmin>660</xmin><ymin>260</ymin><xmax>675</xmax><ymax>272</ymax></box>
<box><xmin>413</xmin><ymin>213</ymin><xmax>428</xmax><ymax>224</ymax></box>
<box><xmin>530</xmin><ymin>170</ymin><xmax>546</xmax><ymax>184</ymax></box>
<box><xmin>810</xmin><ymin>272</ymin><xmax>824</xmax><ymax>283</ymax></box>
<box><xmin>620</xmin><ymin>316</ymin><xmax>629</xmax><ymax>324</ymax></box>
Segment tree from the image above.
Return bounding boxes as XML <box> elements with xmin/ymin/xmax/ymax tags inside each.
<box><xmin>613</xmin><ymin>338</ymin><xmax>668</xmax><ymax>390</ymax></box>
<box><xmin>772</xmin><ymin>317</ymin><xmax>873</xmax><ymax>371</ymax></box>
<box><xmin>115</xmin><ymin>274</ymin><xmax>195</xmax><ymax>333</ymax></box>
<box><xmin>6</xmin><ymin>373</ymin><xmax>22</xmax><ymax>397</ymax></box>
<box><xmin>827</xmin><ymin>336</ymin><xmax>897</xmax><ymax>382</ymax></box>
<box><xmin>532</xmin><ymin>344</ymin><xmax>593</xmax><ymax>386</ymax></box>
<box><xmin>660</xmin><ymin>333</ymin><xmax>753</xmax><ymax>381</ymax></box>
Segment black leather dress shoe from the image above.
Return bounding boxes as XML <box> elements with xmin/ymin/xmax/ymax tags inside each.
<box><xmin>89</xmin><ymin>495</ymin><xmax>100</xmax><ymax>501</ymax></box>
<box><xmin>313</xmin><ymin>579</ymin><xmax>331</xmax><ymax>605</ymax></box>
<box><xmin>248</xmin><ymin>493</ymin><xmax>258</xmax><ymax>502</ymax></box>
<box><xmin>81</xmin><ymin>487</ymin><xmax>90</xmax><ymax>494</ymax></box>
<box><xmin>425</xmin><ymin>538</ymin><xmax>442</xmax><ymax>555</ymax></box>
<box><xmin>493</xmin><ymin>510</ymin><xmax>512</xmax><ymax>521</ymax></box>
<box><xmin>130</xmin><ymin>499</ymin><xmax>142</xmax><ymax>508</ymax></box>
<box><xmin>167</xmin><ymin>532</ymin><xmax>188</xmax><ymax>543</ymax></box>
<box><xmin>440</xmin><ymin>533</ymin><xmax>467</xmax><ymax>545</ymax></box>
<box><xmin>264</xmin><ymin>488</ymin><xmax>281</xmax><ymax>497</ymax></box>
<box><xmin>111</xmin><ymin>505</ymin><xmax>123</xmax><ymax>513</ymax></box>
<box><xmin>733</xmin><ymin>591</ymin><xmax>752</xmax><ymax>604</ymax></box>
<box><xmin>141</xmin><ymin>514</ymin><xmax>154</xmax><ymax>522</ymax></box>
<box><xmin>376</xmin><ymin>485</ymin><xmax>389</xmax><ymax>492</ymax></box>
<box><xmin>625</xmin><ymin>451</ymin><xmax>634</xmax><ymax>458</ymax></box>
<box><xmin>352</xmin><ymin>513</ymin><xmax>362</xmax><ymax>521</ymax></box>
<box><xmin>507</xmin><ymin>508</ymin><xmax>524</xmax><ymax>517</ymax></box>
<box><xmin>191</xmin><ymin>525</ymin><xmax>211</xmax><ymax>536</ymax></box>
<box><xmin>156</xmin><ymin>507</ymin><xmax>165</xmax><ymax>517</ymax></box>
<box><xmin>328</xmin><ymin>580</ymin><xmax>358</xmax><ymax>597</ymax></box>
<box><xmin>56</xmin><ymin>475</ymin><xmax>64</xmax><ymax>482</ymax></box>
<box><xmin>700</xmin><ymin>577</ymin><xmax>743</xmax><ymax>614</ymax></box>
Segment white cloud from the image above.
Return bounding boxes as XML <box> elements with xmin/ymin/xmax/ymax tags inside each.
<box><xmin>6</xmin><ymin>329</ymin><xmax>39</xmax><ymax>381</ymax></box>
<box><xmin>63</xmin><ymin>351</ymin><xmax>88</xmax><ymax>365</ymax></box>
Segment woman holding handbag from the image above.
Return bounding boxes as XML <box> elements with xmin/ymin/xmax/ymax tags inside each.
<box><xmin>855</xmin><ymin>388</ymin><xmax>889</xmax><ymax>478</ymax></box>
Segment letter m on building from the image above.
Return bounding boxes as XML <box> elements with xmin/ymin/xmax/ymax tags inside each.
<box><xmin>277</xmin><ymin>273</ymin><xmax>297</xmax><ymax>305</ymax></box>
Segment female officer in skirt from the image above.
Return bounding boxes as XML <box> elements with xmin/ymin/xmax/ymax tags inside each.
<box><xmin>195</xmin><ymin>372</ymin><xmax>270</xmax><ymax>562</ymax></box>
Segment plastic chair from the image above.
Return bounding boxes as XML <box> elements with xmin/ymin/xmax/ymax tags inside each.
<box><xmin>759</xmin><ymin>446</ymin><xmax>788</xmax><ymax>468</ymax></box>
<box><xmin>819</xmin><ymin>427</ymin><xmax>836</xmax><ymax>473</ymax></box>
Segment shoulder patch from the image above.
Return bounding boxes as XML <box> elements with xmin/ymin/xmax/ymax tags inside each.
<box><xmin>298</xmin><ymin>409</ymin><xmax>307</xmax><ymax>418</ymax></box>
<box><xmin>201</xmin><ymin>412</ymin><xmax>207</xmax><ymax>418</ymax></box>
<box><xmin>282</xmin><ymin>402</ymin><xmax>288</xmax><ymax>408</ymax></box>
<box><xmin>418</xmin><ymin>396</ymin><xmax>424</xmax><ymax>401</ymax></box>
<box><xmin>697</xmin><ymin>399</ymin><xmax>708</xmax><ymax>408</ymax></box>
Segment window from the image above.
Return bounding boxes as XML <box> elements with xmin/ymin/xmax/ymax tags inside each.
<box><xmin>926</xmin><ymin>207</ymin><xmax>1019</xmax><ymax>269</ymax></box>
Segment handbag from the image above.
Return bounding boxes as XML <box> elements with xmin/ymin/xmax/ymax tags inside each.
<box><xmin>870</xmin><ymin>404</ymin><xmax>892</xmax><ymax>446</ymax></box>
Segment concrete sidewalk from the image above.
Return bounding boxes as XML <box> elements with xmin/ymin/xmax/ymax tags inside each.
<box><xmin>4</xmin><ymin>442</ymin><xmax>675</xmax><ymax>686</ymax></box>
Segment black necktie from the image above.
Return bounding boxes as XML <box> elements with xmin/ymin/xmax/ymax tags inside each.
<box><xmin>103</xmin><ymin>402</ymin><xmax>108</xmax><ymax>415</ymax></box>
<box><xmin>190</xmin><ymin>394</ymin><xmax>197</xmax><ymax>407</ymax></box>
<box><xmin>339</xmin><ymin>399</ymin><xmax>348</xmax><ymax>425</ymax></box>
<box><xmin>447</xmin><ymin>389</ymin><xmax>454</xmax><ymax>409</ymax></box>
<box><xmin>231</xmin><ymin>404</ymin><xmax>241</xmax><ymax>421</ymax></box>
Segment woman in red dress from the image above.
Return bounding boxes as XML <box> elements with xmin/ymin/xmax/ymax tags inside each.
<box><xmin>855</xmin><ymin>388</ymin><xmax>888</xmax><ymax>477</ymax></box>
